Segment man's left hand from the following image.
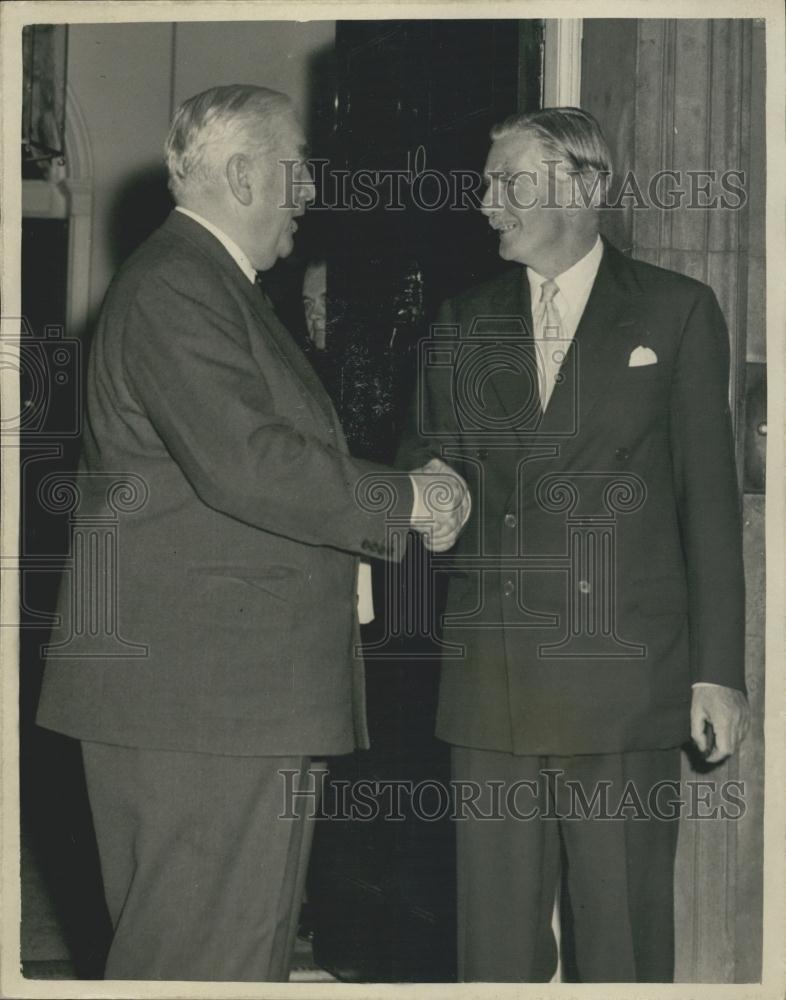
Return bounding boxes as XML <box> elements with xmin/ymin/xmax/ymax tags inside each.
<box><xmin>690</xmin><ymin>684</ymin><xmax>750</xmax><ymax>763</ymax></box>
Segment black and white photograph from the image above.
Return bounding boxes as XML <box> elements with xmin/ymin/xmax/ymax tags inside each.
<box><xmin>1</xmin><ymin>2</ymin><xmax>784</xmax><ymax>996</ymax></box>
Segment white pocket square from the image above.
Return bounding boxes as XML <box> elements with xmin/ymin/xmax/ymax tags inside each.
<box><xmin>628</xmin><ymin>345</ymin><xmax>658</xmax><ymax>367</ymax></box>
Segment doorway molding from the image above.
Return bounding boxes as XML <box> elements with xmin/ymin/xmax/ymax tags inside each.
<box><xmin>22</xmin><ymin>84</ymin><xmax>93</xmax><ymax>337</ymax></box>
<box><xmin>543</xmin><ymin>19</ymin><xmax>583</xmax><ymax>106</ymax></box>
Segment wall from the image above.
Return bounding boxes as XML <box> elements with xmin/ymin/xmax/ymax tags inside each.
<box><xmin>581</xmin><ymin>17</ymin><xmax>766</xmax><ymax>984</ymax></box>
<box><xmin>66</xmin><ymin>23</ymin><xmax>172</xmax><ymax>325</ymax></box>
<box><xmin>65</xmin><ymin>20</ymin><xmax>335</xmax><ymax>326</ymax></box>
<box><xmin>172</xmin><ymin>20</ymin><xmax>334</xmax><ymax>125</ymax></box>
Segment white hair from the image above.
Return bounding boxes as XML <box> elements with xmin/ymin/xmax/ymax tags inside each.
<box><xmin>164</xmin><ymin>84</ymin><xmax>293</xmax><ymax>201</ymax></box>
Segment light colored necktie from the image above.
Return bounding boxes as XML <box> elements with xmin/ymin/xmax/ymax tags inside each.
<box><xmin>535</xmin><ymin>278</ymin><xmax>563</xmax><ymax>410</ymax></box>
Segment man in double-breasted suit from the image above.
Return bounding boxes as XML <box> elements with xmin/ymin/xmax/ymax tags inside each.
<box><xmin>37</xmin><ymin>84</ymin><xmax>468</xmax><ymax>981</ymax></box>
<box><xmin>398</xmin><ymin>107</ymin><xmax>750</xmax><ymax>982</ymax></box>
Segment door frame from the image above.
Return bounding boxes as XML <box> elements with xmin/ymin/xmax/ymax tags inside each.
<box><xmin>543</xmin><ymin>18</ymin><xmax>583</xmax><ymax>106</ymax></box>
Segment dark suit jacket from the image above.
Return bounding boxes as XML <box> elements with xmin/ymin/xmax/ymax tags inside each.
<box><xmin>38</xmin><ymin>211</ymin><xmax>412</xmax><ymax>757</ymax></box>
<box><xmin>398</xmin><ymin>239</ymin><xmax>745</xmax><ymax>756</ymax></box>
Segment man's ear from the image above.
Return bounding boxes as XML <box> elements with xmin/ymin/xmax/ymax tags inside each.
<box><xmin>227</xmin><ymin>153</ymin><xmax>253</xmax><ymax>206</ymax></box>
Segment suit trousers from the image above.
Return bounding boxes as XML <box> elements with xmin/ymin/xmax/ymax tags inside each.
<box><xmin>81</xmin><ymin>741</ymin><xmax>323</xmax><ymax>981</ymax></box>
<box><xmin>452</xmin><ymin>744</ymin><xmax>681</xmax><ymax>982</ymax></box>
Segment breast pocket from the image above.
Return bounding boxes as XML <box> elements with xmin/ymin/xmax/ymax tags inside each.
<box><xmin>623</xmin><ymin>365</ymin><xmax>668</xmax><ymax>383</ymax></box>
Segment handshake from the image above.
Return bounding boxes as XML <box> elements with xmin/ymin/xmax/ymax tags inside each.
<box><xmin>409</xmin><ymin>457</ymin><xmax>472</xmax><ymax>553</ymax></box>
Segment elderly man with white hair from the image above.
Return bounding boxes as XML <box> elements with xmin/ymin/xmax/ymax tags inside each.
<box><xmin>37</xmin><ymin>84</ymin><xmax>468</xmax><ymax>982</ymax></box>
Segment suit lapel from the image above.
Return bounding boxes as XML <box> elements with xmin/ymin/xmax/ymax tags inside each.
<box><xmin>253</xmin><ymin>286</ymin><xmax>350</xmax><ymax>453</ymax></box>
<box><xmin>239</xmin><ymin>277</ymin><xmax>339</xmax><ymax>427</ymax></box>
<box><xmin>473</xmin><ymin>268</ymin><xmax>543</xmax><ymax>442</ymax></box>
<box><xmin>477</xmin><ymin>241</ymin><xmax>648</xmax><ymax>459</ymax></box>
<box><xmin>163</xmin><ymin>211</ymin><xmax>345</xmax><ymax>447</ymax></box>
<box><xmin>526</xmin><ymin>244</ymin><xmax>644</xmax><ymax>466</ymax></box>
<box><xmin>535</xmin><ymin>249</ymin><xmax>631</xmax><ymax>439</ymax></box>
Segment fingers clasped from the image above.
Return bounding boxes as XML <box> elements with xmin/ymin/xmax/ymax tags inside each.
<box><xmin>410</xmin><ymin>458</ymin><xmax>472</xmax><ymax>553</ymax></box>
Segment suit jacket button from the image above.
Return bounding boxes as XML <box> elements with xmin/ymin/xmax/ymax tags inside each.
<box><xmin>578</xmin><ymin>579</ymin><xmax>591</xmax><ymax>594</ymax></box>
<box><xmin>615</xmin><ymin>447</ymin><xmax>630</xmax><ymax>461</ymax></box>
<box><xmin>504</xmin><ymin>513</ymin><xmax>517</xmax><ymax>528</ymax></box>
<box><xmin>477</xmin><ymin>448</ymin><xmax>489</xmax><ymax>459</ymax></box>
<box><xmin>503</xmin><ymin>579</ymin><xmax>515</xmax><ymax>597</ymax></box>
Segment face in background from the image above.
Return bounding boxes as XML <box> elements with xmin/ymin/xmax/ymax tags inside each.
<box><xmin>302</xmin><ymin>261</ymin><xmax>327</xmax><ymax>350</ymax></box>
<box><xmin>246</xmin><ymin>111</ymin><xmax>316</xmax><ymax>272</ymax></box>
<box><xmin>480</xmin><ymin>130</ymin><xmax>575</xmax><ymax>271</ymax></box>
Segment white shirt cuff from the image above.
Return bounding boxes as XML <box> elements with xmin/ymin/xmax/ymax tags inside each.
<box><xmin>357</xmin><ymin>561</ymin><xmax>374</xmax><ymax>625</ymax></box>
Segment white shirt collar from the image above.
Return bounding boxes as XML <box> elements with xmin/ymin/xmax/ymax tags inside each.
<box><xmin>175</xmin><ymin>206</ymin><xmax>257</xmax><ymax>285</ymax></box>
<box><xmin>527</xmin><ymin>234</ymin><xmax>604</xmax><ymax>319</ymax></box>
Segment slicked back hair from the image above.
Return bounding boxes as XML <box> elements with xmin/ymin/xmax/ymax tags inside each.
<box><xmin>490</xmin><ymin>106</ymin><xmax>613</xmax><ymax>180</ymax></box>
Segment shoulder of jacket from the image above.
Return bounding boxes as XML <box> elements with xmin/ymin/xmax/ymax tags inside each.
<box><xmin>108</xmin><ymin>227</ymin><xmax>240</xmax><ymax>309</ymax></box>
<box><xmin>621</xmin><ymin>250</ymin><xmax>715</xmax><ymax>303</ymax></box>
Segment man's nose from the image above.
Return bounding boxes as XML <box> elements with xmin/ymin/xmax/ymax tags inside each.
<box><xmin>300</xmin><ymin>166</ymin><xmax>316</xmax><ymax>206</ymax></box>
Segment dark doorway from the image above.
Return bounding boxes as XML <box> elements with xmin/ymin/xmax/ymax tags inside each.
<box><xmin>308</xmin><ymin>19</ymin><xmax>542</xmax><ymax>982</ymax></box>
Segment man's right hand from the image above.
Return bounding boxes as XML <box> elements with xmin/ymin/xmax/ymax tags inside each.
<box><xmin>409</xmin><ymin>458</ymin><xmax>471</xmax><ymax>553</ymax></box>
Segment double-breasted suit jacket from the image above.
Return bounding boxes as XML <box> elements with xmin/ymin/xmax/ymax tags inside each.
<box><xmin>399</xmin><ymin>239</ymin><xmax>745</xmax><ymax>756</ymax></box>
<box><xmin>38</xmin><ymin>211</ymin><xmax>412</xmax><ymax>757</ymax></box>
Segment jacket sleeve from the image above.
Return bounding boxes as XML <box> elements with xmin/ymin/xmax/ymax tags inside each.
<box><xmin>121</xmin><ymin>270</ymin><xmax>412</xmax><ymax>561</ymax></box>
<box><xmin>669</xmin><ymin>284</ymin><xmax>746</xmax><ymax>691</ymax></box>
